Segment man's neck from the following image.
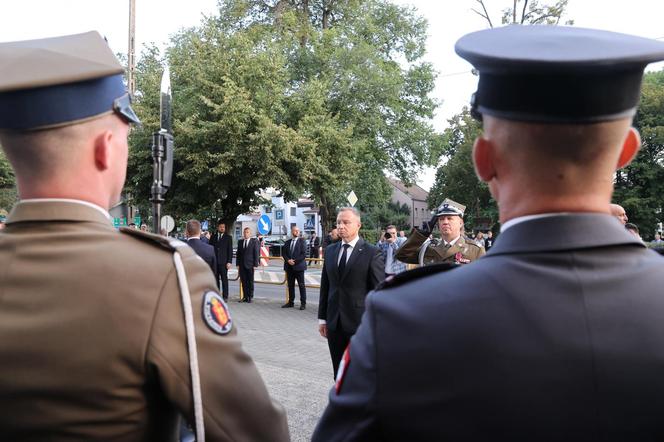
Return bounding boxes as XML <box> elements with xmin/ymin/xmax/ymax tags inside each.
<box><xmin>497</xmin><ymin>188</ymin><xmax>613</xmax><ymax>225</ymax></box>
<box><xmin>342</xmin><ymin>234</ymin><xmax>359</xmax><ymax>244</ymax></box>
<box><xmin>441</xmin><ymin>234</ymin><xmax>459</xmax><ymax>244</ymax></box>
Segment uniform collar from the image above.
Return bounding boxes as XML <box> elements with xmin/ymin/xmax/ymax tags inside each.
<box><xmin>7</xmin><ymin>199</ymin><xmax>113</xmax><ymax>226</ymax></box>
<box><xmin>489</xmin><ymin>213</ymin><xmax>644</xmax><ymax>255</ymax></box>
<box><xmin>444</xmin><ymin>235</ymin><xmax>461</xmax><ymax>246</ymax></box>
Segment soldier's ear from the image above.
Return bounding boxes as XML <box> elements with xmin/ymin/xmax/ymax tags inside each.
<box><xmin>616</xmin><ymin>127</ymin><xmax>641</xmax><ymax>170</ymax></box>
<box><xmin>93</xmin><ymin>130</ymin><xmax>113</xmax><ymax>171</ymax></box>
<box><xmin>472</xmin><ymin>136</ymin><xmax>496</xmax><ymax>183</ymax></box>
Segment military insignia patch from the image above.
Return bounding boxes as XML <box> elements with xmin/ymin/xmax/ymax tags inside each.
<box><xmin>202</xmin><ymin>291</ymin><xmax>233</xmax><ymax>335</ymax></box>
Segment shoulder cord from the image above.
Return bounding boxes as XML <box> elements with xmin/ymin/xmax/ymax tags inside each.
<box><xmin>418</xmin><ymin>238</ymin><xmax>432</xmax><ymax>267</ymax></box>
<box><xmin>173</xmin><ymin>250</ymin><xmax>205</xmax><ymax>441</ymax></box>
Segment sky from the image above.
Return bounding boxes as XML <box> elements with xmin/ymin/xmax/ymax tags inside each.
<box><xmin>2</xmin><ymin>0</ymin><xmax>663</xmax><ymax>189</ymax></box>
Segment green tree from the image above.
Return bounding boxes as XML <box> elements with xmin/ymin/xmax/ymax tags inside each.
<box><xmin>472</xmin><ymin>0</ymin><xmax>573</xmax><ymax>27</ymax></box>
<box><xmin>427</xmin><ymin>108</ymin><xmax>498</xmax><ymax>231</ymax></box>
<box><xmin>0</xmin><ymin>149</ymin><xmax>17</xmax><ymax>214</ymax></box>
<box><xmin>126</xmin><ymin>14</ymin><xmax>312</xmax><ymax>228</ymax></box>
<box><xmin>614</xmin><ymin>69</ymin><xmax>664</xmax><ymax>239</ymax></box>
<box><xmin>268</xmin><ymin>0</ymin><xmax>440</xmax><ymax>231</ymax></box>
<box><xmin>126</xmin><ymin>0</ymin><xmax>440</xmax><ymax>232</ymax></box>
<box><xmin>363</xmin><ymin>201</ymin><xmax>411</xmax><ymax>231</ymax></box>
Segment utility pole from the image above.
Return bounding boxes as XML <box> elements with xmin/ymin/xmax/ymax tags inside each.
<box><xmin>128</xmin><ymin>0</ymin><xmax>136</xmax><ymax>97</ymax></box>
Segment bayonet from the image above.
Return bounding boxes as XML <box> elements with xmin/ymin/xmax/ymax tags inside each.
<box><xmin>150</xmin><ymin>66</ymin><xmax>175</xmax><ymax>234</ymax></box>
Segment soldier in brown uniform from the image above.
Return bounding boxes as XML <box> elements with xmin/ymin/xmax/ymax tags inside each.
<box><xmin>396</xmin><ymin>198</ymin><xmax>484</xmax><ymax>266</ymax></box>
<box><xmin>0</xmin><ymin>32</ymin><xmax>289</xmax><ymax>441</ymax></box>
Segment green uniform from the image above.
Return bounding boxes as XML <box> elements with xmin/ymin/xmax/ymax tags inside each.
<box><xmin>0</xmin><ymin>200</ymin><xmax>289</xmax><ymax>441</ymax></box>
<box><xmin>395</xmin><ymin>228</ymin><xmax>485</xmax><ymax>266</ymax></box>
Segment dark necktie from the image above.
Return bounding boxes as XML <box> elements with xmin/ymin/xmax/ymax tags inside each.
<box><xmin>338</xmin><ymin>244</ymin><xmax>350</xmax><ymax>274</ymax></box>
<box><xmin>291</xmin><ymin>238</ymin><xmax>296</xmax><ymax>254</ymax></box>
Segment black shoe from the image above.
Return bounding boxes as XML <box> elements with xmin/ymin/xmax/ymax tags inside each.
<box><xmin>299</xmin><ymin>304</ymin><xmax>306</xmax><ymax>310</ymax></box>
<box><xmin>223</xmin><ymin>296</ymin><xmax>228</xmax><ymax>302</ymax></box>
<box><xmin>239</xmin><ymin>298</ymin><xmax>246</xmax><ymax>303</ymax></box>
<box><xmin>281</xmin><ymin>303</ymin><xmax>294</xmax><ymax>308</ymax></box>
<box><xmin>246</xmin><ymin>298</ymin><xmax>253</xmax><ymax>303</ymax></box>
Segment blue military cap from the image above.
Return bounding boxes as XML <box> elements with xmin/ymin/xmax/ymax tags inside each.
<box><xmin>0</xmin><ymin>31</ymin><xmax>140</xmax><ymax>131</ymax></box>
<box><xmin>455</xmin><ymin>26</ymin><xmax>664</xmax><ymax>123</ymax></box>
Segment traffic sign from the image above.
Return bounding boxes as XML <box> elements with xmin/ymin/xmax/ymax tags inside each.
<box><xmin>257</xmin><ymin>214</ymin><xmax>272</xmax><ymax>235</ymax></box>
<box><xmin>347</xmin><ymin>190</ymin><xmax>358</xmax><ymax>207</ymax></box>
<box><xmin>161</xmin><ymin>215</ymin><xmax>175</xmax><ymax>233</ymax></box>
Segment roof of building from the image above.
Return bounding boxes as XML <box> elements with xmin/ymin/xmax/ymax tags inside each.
<box><xmin>388</xmin><ymin>178</ymin><xmax>429</xmax><ymax>202</ymax></box>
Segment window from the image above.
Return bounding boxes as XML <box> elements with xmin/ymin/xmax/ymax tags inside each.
<box><xmin>290</xmin><ymin>207</ymin><xmax>296</xmax><ymax>216</ymax></box>
<box><xmin>265</xmin><ymin>206</ymin><xmax>272</xmax><ymax>213</ymax></box>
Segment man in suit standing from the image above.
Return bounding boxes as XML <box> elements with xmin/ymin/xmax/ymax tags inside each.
<box><xmin>282</xmin><ymin>225</ymin><xmax>307</xmax><ymax>310</ymax></box>
<box><xmin>313</xmin><ymin>26</ymin><xmax>664</xmax><ymax>441</ymax></box>
<box><xmin>209</xmin><ymin>220</ymin><xmax>234</xmax><ymax>300</ymax></box>
<box><xmin>318</xmin><ymin>207</ymin><xmax>384</xmax><ymax>378</ymax></box>
<box><xmin>308</xmin><ymin>232</ymin><xmax>321</xmax><ymax>262</ymax></box>
<box><xmin>236</xmin><ymin>227</ymin><xmax>259</xmax><ymax>303</ymax></box>
<box><xmin>185</xmin><ymin>220</ymin><xmax>217</xmax><ymax>280</ymax></box>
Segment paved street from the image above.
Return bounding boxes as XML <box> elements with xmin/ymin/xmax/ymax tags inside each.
<box><xmin>226</xmin><ymin>278</ymin><xmax>332</xmax><ymax>441</ymax></box>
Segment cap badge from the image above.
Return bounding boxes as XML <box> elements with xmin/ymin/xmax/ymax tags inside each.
<box><xmin>202</xmin><ymin>291</ymin><xmax>233</xmax><ymax>335</ymax></box>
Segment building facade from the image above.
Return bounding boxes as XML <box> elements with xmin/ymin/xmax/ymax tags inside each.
<box><xmin>388</xmin><ymin>178</ymin><xmax>430</xmax><ymax>230</ymax></box>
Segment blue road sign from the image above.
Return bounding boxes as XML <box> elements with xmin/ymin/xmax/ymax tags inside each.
<box><xmin>257</xmin><ymin>214</ymin><xmax>272</xmax><ymax>235</ymax></box>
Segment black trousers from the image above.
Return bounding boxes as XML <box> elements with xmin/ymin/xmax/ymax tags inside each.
<box><xmin>239</xmin><ymin>266</ymin><xmax>255</xmax><ymax>299</ymax></box>
<box><xmin>286</xmin><ymin>269</ymin><xmax>306</xmax><ymax>305</ymax></box>
<box><xmin>217</xmin><ymin>266</ymin><xmax>229</xmax><ymax>299</ymax></box>
<box><xmin>327</xmin><ymin>323</ymin><xmax>353</xmax><ymax>379</ymax></box>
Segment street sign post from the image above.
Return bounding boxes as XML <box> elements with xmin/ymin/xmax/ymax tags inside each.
<box><xmin>257</xmin><ymin>214</ymin><xmax>272</xmax><ymax>235</ymax></box>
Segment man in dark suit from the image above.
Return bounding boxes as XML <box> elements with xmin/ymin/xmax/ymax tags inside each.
<box><xmin>185</xmin><ymin>220</ymin><xmax>217</xmax><ymax>279</ymax></box>
<box><xmin>313</xmin><ymin>26</ymin><xmax>664</xmax><ymax>441</ymax></box>
<box><xmin>282</xmin><ymin>225</ymin><xmax>307</xmax><ymax>310</ymax></box>
<box><xmin>308</xmin><ymin>232</ymin><xmax>321</xmax><ymax>263</ymax></box>
<box><xmin>236</xmin><ymin>227</ymin><xmax>259</xmax><ymax>303</ymax></box>
<box><xmin>318</xmin><ymin>207</ymin><xmax>383</xmax><ymax>378</ymax></box>
<box><xmin>209</xmin><ymin>221</ymin><xmax>234</xmax><ymax>300</ymax></box>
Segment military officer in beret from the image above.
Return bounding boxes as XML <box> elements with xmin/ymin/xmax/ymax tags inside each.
<box><xmin>395</xmin><ymin>198</ymin><xmax>484</xmax><ymax>266</ymax></box>
<box><xmin>0</xmin><ymin>32</ymin><xmax>288</xmax><ymax>441</ymax></box>
<box><xmin>313</xmin><ymin>26</ymin><xmax>664</xmax><ymax>441</ymax></box>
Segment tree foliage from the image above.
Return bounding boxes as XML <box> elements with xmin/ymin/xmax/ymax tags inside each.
<box><xmin>126</xmin><ymin>0</ymin><xmax>440</xmax><ymax>232</ymax></box>
<box><xmin>614</xmin><ymin>69</ymin><xmax>664</xmax><ymax>239</ymax></box>
<box><xmin>0</xmin><ymin>148</ymin><xmax>17</xmax><ymax>214</ymax></box>
<box><xmin>472</xmin><ymin>0</ymin><xmax>573</xmax><ymax>28</ymax></box>
<box><xmin>126</xmin><ymin>14</ymin><xmax>313</xmax><ymax>228</ymax></box>
<box><xmin>362</xmin><ymin>201</ymin><xmax>411</xmax><ymax>231</ymax></box>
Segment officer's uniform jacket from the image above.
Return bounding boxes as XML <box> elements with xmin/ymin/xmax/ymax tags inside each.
<box><xmin>395</xmin><ymin>227</ymin><xmax>485</xmax><ymax>265</ymax></box>
<box><xmin>313</xmin><ymin>214</ymin><xmax>664</xmax><ymax>441</ymax></box>
<box><xmin>0</xmin><ymin>200</ymin><xmax>289</xmax><ymax>441</ymax></box>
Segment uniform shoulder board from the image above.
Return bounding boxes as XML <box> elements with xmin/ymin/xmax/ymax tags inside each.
<box><xmin>376</xmin><ymin>262</ymin><xmax>459</xmax><ymax>291</ymax></box>
<box><xmin>119</xmin><ymin>227</ymin><xmax>179</xmax><ymax>252</ymax></box>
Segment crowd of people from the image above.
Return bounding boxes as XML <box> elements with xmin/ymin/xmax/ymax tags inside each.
<box><xmin>3</xmin><ymin>24</ymin><xmax>664</xmax><ymax>442</ymax></box>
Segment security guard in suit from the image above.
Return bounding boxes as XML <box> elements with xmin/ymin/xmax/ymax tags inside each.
<box><xmin>0</xmin><ymin>32</ymin><xmax>288</xmax><ymax>441</ymax></box>
<box><xmin>313</xmin><ymin>26</ymin><xmax>664</xmax><ymax>441</ymax></box>
<box><xmin>395</xmin><ymin>198</ymin><xmax>484</xmax><ymax>266</ymax></box>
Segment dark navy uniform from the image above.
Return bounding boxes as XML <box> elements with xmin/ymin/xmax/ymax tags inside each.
<box><xmin>313</xmin><ymin>26</ymin><xmax>664</xmax><ymax>441</ymax></box>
